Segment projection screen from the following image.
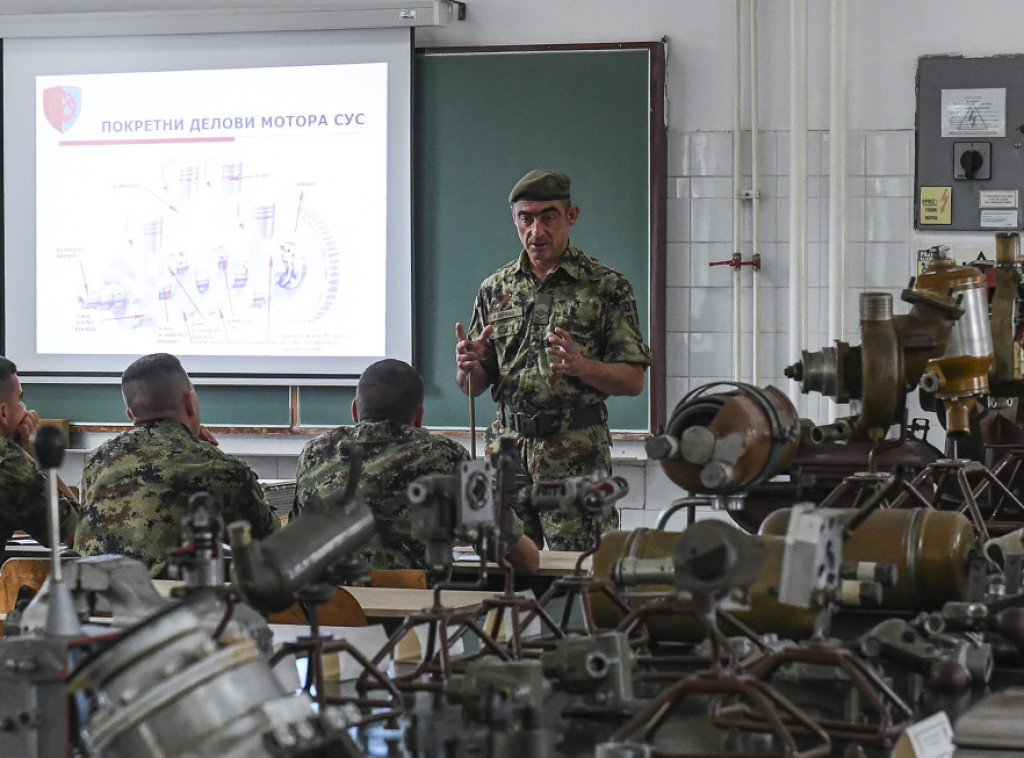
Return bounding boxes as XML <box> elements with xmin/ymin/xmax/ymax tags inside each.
<box><xmin>3</xmin><ymin>27</ymin><xmax>413</xmax><ymax>382</ymax></box>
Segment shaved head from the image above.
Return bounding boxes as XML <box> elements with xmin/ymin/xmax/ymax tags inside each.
<box><xmin>355</xmin><ymin>359</ymin><xmax>423</xmax><ymax>424</ymax></box>
<box><xmin>121</xmin><ymin>353</ymin><xmax>194</xmax><ymax>421</ymax></box>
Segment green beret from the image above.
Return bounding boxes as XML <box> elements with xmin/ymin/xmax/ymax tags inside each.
<box><xmin>508</xmin><ymin>169</ymin><xmax>571</xmax><ymax>204</ymax></box>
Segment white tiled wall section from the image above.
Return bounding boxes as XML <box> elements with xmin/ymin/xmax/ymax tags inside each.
<box><xmin>668</xmin><ymin>128</ymin><xmax>917</xmax><ymax>426</ymax></box>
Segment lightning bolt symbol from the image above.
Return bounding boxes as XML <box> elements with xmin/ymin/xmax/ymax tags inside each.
<box><xmin>940</xmin><ymin>188</ymin><xmax>950</xmax><ymax>214</ymax></box>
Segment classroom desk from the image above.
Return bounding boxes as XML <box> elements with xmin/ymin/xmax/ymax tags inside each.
<box><xmin>345</xmin><ymin>586</ymin><xmax>500</xmax><ymax>619</ymax></box>
<box><xmin>151</xmin><ymin>580</ymin><xmax>498</xmax><ymax>620</ymax></box>
<box><xmin>453</xmin><ymin>550</ymin><xmax>592</xmax><ymax>578</ymax></box>
<box><xmin>4</xmin><ymin>537</ymin><xmax>71</xmax><ymax>558</ymax></box>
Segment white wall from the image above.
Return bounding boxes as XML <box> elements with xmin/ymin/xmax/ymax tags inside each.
<box><xmin>418</xmin><ymin>0</ymin><xmax>1024</xmax><ymax>131</ymax></box>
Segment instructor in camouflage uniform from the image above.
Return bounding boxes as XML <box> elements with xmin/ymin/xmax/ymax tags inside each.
<box><xmin>0</xmin><ymin>356</ymin><xmax>78</xmax><ymax>562</ymax></box>
<box><xmin>455</xmin><ymin>170</ymin><xmax>651</xmax><ymax>551</ymax></box>
<box><xmin>293</xmin><ymin>358</ymin><xmax>538</xmax><ymax>582</ymax></box>
<box><xmin>75</xmin><ymin>353</ymin><xmax>280</xmax><ymax>578</ymax></box>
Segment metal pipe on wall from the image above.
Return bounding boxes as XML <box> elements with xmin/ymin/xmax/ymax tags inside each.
<box><xmin>827</xmin><ymin>0</ymin><xmax>848</xmax><ymax>424</ymax></box>
<box><xmin>732</xmin><ymin>0</ymin><xmax>744</xmax><ymax>383</ymax></box>
<box><xmin>788</xmin><ymin>0</ymin><xmax>809</xmax><ymax>411</ymax></box>
<box><xmin>749</xmin><ymin>0</ymin><xmax>761</xmax><ymax>386</ymax></box>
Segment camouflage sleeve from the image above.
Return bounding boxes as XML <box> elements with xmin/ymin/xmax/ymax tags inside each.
<box><xmin>239</xmin><ymin>466</ymin><xmax>281</xmax><ymax>537</ymax></box>
<box><xmin>468</xmin><ymin>286</ymin><xmax>500</xmax><ymax>386</ymax></box>
<box><xmin>291</xmin><ymin>434</ymin><xmax>349</xmax><ymax>516</ymax></box>
<box><xmin>209</xmin><ymin>455</ymin><xmax>280</xmax><ymax>538</ymax></box>
<box><xmin>0</xmin><ymin>445</ymin><xmax>78</xmax><ymax>547</ymax></box>
<box><xmin>601</xmin><ymin>274</ymin><xmax>652</xmax><ymax>367</ymax></box>
<box><xmin>290</xmin><ymin>442</ymin><xmax>315</xmax><ymax>518</ymax></box>
<box><xmin>57</xmin><ymin>492</ymin><xmax>79</xmax><ymax>547</ymax></box>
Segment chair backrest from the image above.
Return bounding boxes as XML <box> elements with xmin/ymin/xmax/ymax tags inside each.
<box><xmin>369</xmin><ymin>569</ymin><xmax>427</xmax><ymax>590</ymax></box>
<box><xmin>0</xmin><ymin>557</ymin><xmax>52</xmax><ymax>615</ymax></box>
<box><xmin>266</xmin><ymin>587</ymin><xmax>368</xmax><ymax>628</ymax></box>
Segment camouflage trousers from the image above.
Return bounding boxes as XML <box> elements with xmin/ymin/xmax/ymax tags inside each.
<box><xmin>484</xmin><ymin>421</ymin><xmax>619</xmax><ymax>551</ymax></box>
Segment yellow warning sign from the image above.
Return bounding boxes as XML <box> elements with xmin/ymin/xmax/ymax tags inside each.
<box><xmin>920</xmin><ymin>187</ymin><xmax>952</xmax><ymax>224</ymax></box>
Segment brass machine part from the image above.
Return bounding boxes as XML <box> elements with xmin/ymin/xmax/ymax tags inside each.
<box><xmin>787</xmin><ymin>281</ymin><xmax>963</xmax><ymax>442</ymax></box>
<box><xmin>589</xmin><ymin>528</ymin><xmax>827</xmax><ymax>643</ymax></box>
<box><xmin>916</xmin><ymin>257</ymin><xmax>994</xmax><ymax>437</ymax></box>
<box><xmin>859</xmin><ymin>292</ymin><xmax>904</xmax><ymax>437</ymax></box>
<box><xmin>990</xmin><ymin>231</ymin><xmax>1023</xmax><ymax>397</ymax></box>
<box><xmin>646</xmin><ymin>383</ymin><xmax>801</xmax><ymax>495</ymax></box>
<box><xmin>761</xmin><ymin>507</ymin><xmax>975</xmax><ymax>611</ymax></box>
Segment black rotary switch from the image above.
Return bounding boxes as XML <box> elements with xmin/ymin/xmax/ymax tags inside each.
<box><xmin>960</xmin><ymin>149</ymin><xmax>984</xmax><ymax>180</ymax></box>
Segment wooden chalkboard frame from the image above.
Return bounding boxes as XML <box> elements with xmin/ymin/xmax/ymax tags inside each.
<box><xmin>21</xmin><ymin>41</ymin><xmax>667</xmax><ymax>437</ymax></box>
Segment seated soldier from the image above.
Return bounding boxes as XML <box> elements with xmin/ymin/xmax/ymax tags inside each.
<box><xmin>292</xmin><ymin>358</ymin><xmax>539</xmax><ymax>582</ymax></box>
<box><xmin>0</xmin><ymin>356</ymin><xmax>78</xmax><ymax>562</ymax></box>
<box><xmin>75</xmin><ymin>353</ymin><xmax>280</xmax><ymax>578</ymax></box>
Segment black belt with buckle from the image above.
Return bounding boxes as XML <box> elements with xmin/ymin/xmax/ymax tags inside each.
<box><xmin>498</xmin><ymin>402</ymin><xmax>608</xmax><ymax>438</ymax></box>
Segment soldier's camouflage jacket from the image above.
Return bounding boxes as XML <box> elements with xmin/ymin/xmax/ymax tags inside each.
<box><xmin>0</xmin><ymin>436</ymin><xmax>78</xmax><ymax>561</ymax></box>
<box><xmin>468</xmin><ymin>244</ymin><xmax>651</xmax><ymax>549</ymax></box>
<box><xmin>75</xmin><ymin>418</ymin><xmax>280</xmax><ymax>578</ymax></box>
<box><xmin>293</xmin><ymin>419</ymin><xmax>470</xmax><ymax>574</ymax></box>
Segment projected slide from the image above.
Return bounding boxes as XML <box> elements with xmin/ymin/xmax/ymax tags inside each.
<box><xmin>34</xmin><ymin>63</ymin><xmax>388</xmax><ymax>359</ymax></box>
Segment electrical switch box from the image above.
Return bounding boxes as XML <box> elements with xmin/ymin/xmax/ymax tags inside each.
<box><xmin>916</xmin><ymin>55</ymin><xmax>1024</xmax><ymax>231</ymax></box>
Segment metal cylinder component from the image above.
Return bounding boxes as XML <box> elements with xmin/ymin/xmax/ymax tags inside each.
<box><xmin>860</xmin><ymin>291</ymin><xmax>893</xmax><ymax>321</ymax></box>
<box><xmin>762</xmin><ymin>507</ymin><xmax>975</xmax><ymax>610</ymax></box>
<box><xmin>915</xmin><ymin>256</ymin><xmax>994</xmax><ymax>437</ymax></box>
<box><xmin>996</xmin><ymin>231</ymin><xmax>1020</xmax><ymax>262</ymax></box>
<box><xmin>991</xmin><ymin>232</ymin><xmax>1023</xmax><ymax>393</ymax></box>
<box><xmin>857</xmin><ymin>293</ymin><xmax>903</xmax><ymax>438</ymax></box>
<box><xmin>408</xmin><ymin>473</ymin><xmax>458</xmax><ymax>505</ymax></box>
<box><xmin>838</xmin><ymin>579</ymin><xmax>884</xmax><ymax>607</ymax></box>
<box><xmin>923</xmin><ymin>612</ymin><xmax>946</xmax><ymax>636</ymax></box>
<box><xmin>699</xmin><ymin>461</ymin><xmax>734</xmax><ymax>490</ymax></box>
<box><xmin>591</xmin><ymin>528</ymin><xmax>827</xmax><ymax>642</ymax></box>
<box><xmin>655</xmin><ymin>383</ymin><xmax>801</xmax><ymax>495</ymax></box>
<box><xmin>611</xmin><ymin>556</ymin><xmax>676</xmax><ymax>586</ymax></box>
<box><xmin>919</xmin><ymin>372</ymin><xmax>941</xmax><ymax>393</ymax></box>
<box><xmin>230</xmin><ymin>492</ymin><xmax>375</xmax><ymax>613</ymax></box>
<box><xmin>809</xmin><ymin>417</ymin><xmax>854</xmax><ymax>444</ymax></box>
<box><xmin>792</xmin><ymin>344</ymin><xmax>844</xmax><ymax>398</ymax></box>
<box><xmin>680</xmin><ymin>425</ymin><xmax>716</xmax><ymax>464</ymax></box>
<box><xmin>67</xmin><ymin>591</ymin><xmax>355</xmax><ymax>757</ymax></box>
<box><xmin>918</xmin><ymin>261</ymin><xmax>993</xmax><ymax>361</ymax></box>
<box><xmin>644</xmin><ymin>433</ymin><xmax>679</xmax><ymax>460</ymax></box>
<box><xmin>839</xmin><ymin>561</ymin><xmax>898</xmax><ymax>587</ymax></box>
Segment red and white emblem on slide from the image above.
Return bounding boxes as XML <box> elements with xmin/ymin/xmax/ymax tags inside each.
<box><xmin>43</xmin><ymin>85</ymin><xmax>82</xmax><ymax>133</ymax></box>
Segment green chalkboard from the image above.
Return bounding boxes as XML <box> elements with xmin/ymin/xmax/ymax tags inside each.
<box><xmin>23</xmin><ymin>381</ymin><xmax>293</xmax><ymax>427</ymax></box>
<box><xmin>21</xmin><ymin>44</ymin><xmax>665</xmax><ymax>432</ymax></box>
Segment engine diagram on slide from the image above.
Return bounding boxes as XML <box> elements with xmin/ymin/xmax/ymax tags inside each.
<box><xmin>33</xmin><ymin>62</ymin><xmax>390</xmax><ymax>362</ymax></box>
<box><xmin>72</xmin><ymin>154</ymin><xmax>343</xmax><ymax>350</ymax></box>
